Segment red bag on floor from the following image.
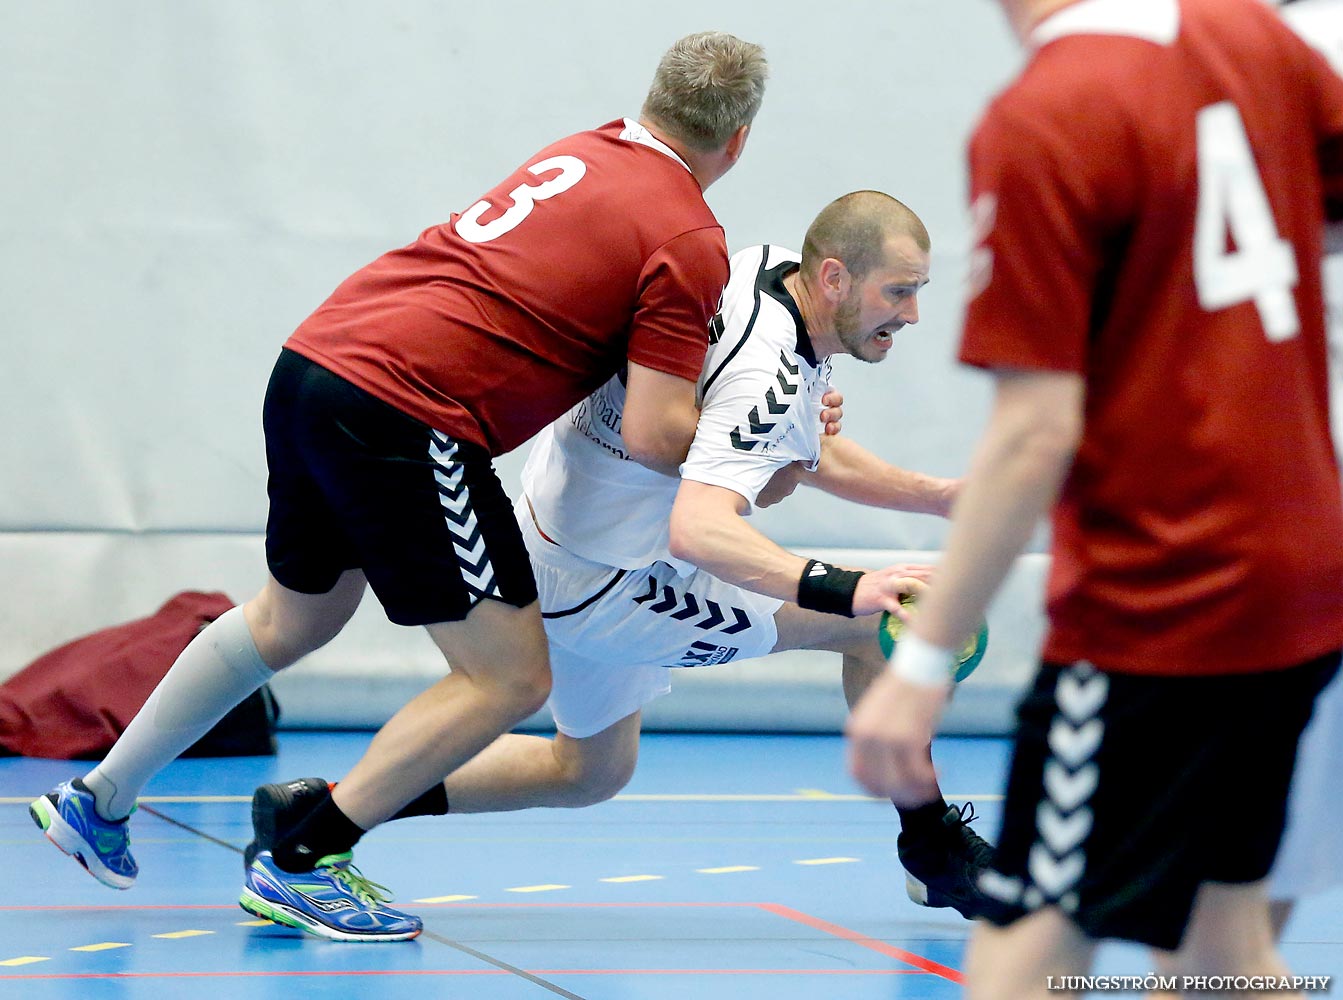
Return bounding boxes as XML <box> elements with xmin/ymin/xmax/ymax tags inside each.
<box><xmin>0</xmin><ymin>591</ymin><xmax>279</xmax><ymax>759</ymax></box>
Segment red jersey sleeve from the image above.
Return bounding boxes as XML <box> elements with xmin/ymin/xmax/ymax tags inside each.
<box><xmin>958</xmin><ymin>105</ymin><xmax>1109</xmax><ymax>375</ymax></box>
<box><xmin>627</xmin><ymin>227</ymin><xmax>728</xmax><ymax>382</ymax></box>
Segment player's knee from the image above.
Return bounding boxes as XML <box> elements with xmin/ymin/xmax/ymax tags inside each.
<box><xmin>561</xmin><ymin>754</ymin><xmax>635</xmax><ymax>806</ymax></box>
<box><xmin>494</xmin><ymin>664</ymin><xmax>552</xmax><ymax>718</ymax></box>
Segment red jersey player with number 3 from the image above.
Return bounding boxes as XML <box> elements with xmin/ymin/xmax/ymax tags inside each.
<box><xmin>31</xmin><ymin>33</ymin><xmax>768</xmax><ymax>943</ymax></box>
<box><xmin>846</xmin><ymin>0</ymin><xmax>1343</xmax><ymax>993</ymax></box>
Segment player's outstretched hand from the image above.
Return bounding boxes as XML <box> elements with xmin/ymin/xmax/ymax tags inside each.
<box><xmin>852</xmin><ymin>565</ymin><xmax>932</xmax><ymax>617</ymax></box>
<box><xmin>846</xmin><ymin>670</ymin><xmax>948</xmax><ymax>804</ymax></box>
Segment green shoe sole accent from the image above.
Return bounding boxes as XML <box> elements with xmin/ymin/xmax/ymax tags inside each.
<box><xmin>29</xmin><ymin>797</ymin><xmax>54</xmax><ymax>832</ymax></box>
<box><xmin>239</xmin><ymin>893</ymin><xmax>303</xmax><ymax>930</ymax></box>
<box><xmin>238</xmin><ymin>889</ymin><xmax>421</xmax><ymax>943</ymax></box>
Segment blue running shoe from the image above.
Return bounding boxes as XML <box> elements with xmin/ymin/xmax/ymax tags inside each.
<box><xmin>240</xmin><ymin>850</ymin><xmax>422</xmax><ymax>942</ymax></box>
<box><xmin>30</xmin><ymin>779</ymin><xmax>137</xmax><ymax>890</ymax></box>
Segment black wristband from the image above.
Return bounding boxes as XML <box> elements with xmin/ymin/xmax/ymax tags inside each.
<box><xmin>796</xmin><ymin>559</ymin><xmax>864</xmax><ymax>617</ymax></box>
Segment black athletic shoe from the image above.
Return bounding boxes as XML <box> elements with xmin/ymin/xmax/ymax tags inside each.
<box><xmin>243</xmin><ymin>777</ymin><xmax>330</xmax><ymax>870</ymax></box>
<box><xmin>897</xmin><ymin>802</ymin><xmax>995</xmax><ymax>920</ymax></box>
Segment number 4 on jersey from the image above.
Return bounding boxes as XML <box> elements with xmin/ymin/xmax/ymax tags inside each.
<box><xmin>1193</xmin><ymin>101</ymin><xmax>1300</xmax><ymax>342</ymax></box>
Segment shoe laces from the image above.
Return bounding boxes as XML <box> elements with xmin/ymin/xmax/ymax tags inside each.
<box><xmin>948</xmin><ymin>802</ymin><xmax>995</xmax><ymax>866</ymax></box>
<box><xmin>318</xmin><ymin>854</ymin><xmax>396</xmax><ymax>908</ymax></box>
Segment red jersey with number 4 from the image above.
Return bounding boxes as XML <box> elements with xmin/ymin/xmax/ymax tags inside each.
<box><xmin>959</xmin><ymin>0</ymin><xmax>1343</xmax><ymax>676</ymax></box>
<box><xmin>285</xmin><ymin>118</ymin><xmax>726</xmax><ymax>456</ymax></box>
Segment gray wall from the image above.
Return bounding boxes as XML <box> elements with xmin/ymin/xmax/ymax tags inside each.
<box><xmin>1</xmin><ymin>2</ymin><xmax>1042</xmax><ymax>731</ymax></box>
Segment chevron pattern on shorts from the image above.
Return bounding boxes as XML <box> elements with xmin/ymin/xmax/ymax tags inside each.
<box><xmin>979</xmin><ymin>661</ymin><xmax>1109</xmax><ymax>915</ymax></box>
<box><xmin>1030</xmin><ymin>662</ymin><xmax>1107</xmax><ymax>911</ymax></box>
<box><xmin>633</xmin><ymin>575</ymin><xmax>752</xmax><ymax>634</ymax></box>
<box><xmin>429</xmin><ymin>431</ymin><xmax>501</xmax><ymax>602</ymax></box>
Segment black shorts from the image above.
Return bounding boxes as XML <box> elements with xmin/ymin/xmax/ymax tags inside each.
<box><xmin>261</xmin><ymin>349</ymin><xmax>537</xmax><ymax>626</ymax></box>
<box><xmin>980</xmin><ymin>651</ymin><xmax>1340</xmax><ymax>951</ymax></box>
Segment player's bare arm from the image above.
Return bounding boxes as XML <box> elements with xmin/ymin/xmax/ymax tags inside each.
<box><xmin>668</xmin><ymin>478</ymin><xmax>926</xmax><ymax>616</ymax></box>
<box><xmin>621</xmin><ymin>362</ymin><xmax>701</xmax><ymax>476</ymax></box>
<box><xmin>803</xmin><ymin>434</ymin><xmax>960</xmax><ymax>516</ymax></box>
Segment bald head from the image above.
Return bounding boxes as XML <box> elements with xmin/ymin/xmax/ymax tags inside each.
<box><xmin>800</xmin><ymin>191</ymin><xmax>930</xmax><ymax>283</ymax></box>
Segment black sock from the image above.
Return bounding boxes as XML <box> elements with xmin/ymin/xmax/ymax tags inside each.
<box><xmin>390</xmin><ymin>783</ymin><xmax>449</xmax><ymax>820</ymax></box>
<box><xmin>271</xmin><ymin>792</ymin><xmax>365</xmax><ymax>872</ymax></box>
<box><xmin>896</xmin><ymin>797</ymin><xmax>950</xmax><ymax>833</ymax></box>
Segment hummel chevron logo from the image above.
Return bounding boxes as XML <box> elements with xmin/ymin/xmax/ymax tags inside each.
<box><xmin>428</xmin><ymin>434</ymin><xmax>500</xmax><ymax>601</ymax></box>
<box><xmin>1057</xmin><ymin>670</ymin><xmax>1108</xmax><ymax>724</ymax></box>
<box><xmin>671</xmin><ymin>592</ymin><xmax>700</xmax><ymax>621</ymax></box>
<box><xmin>1047</xmin><ymin>718</ymin><xmax>1102</xmax><ymax>768</ymax></box>
<box><xmin>721</xmin><ymin>607</ymin><xmax>750</xmax><ymax>634</ymax></box>
<box><xmin>746</xmin><ymin>405</ymin><xmax>775</xmax><ymax>436</ymax></box>
<box><xmin>1036</xmin><ymin>801</ymin><xmax>1092</xmax><ymax>855</ymax></box>
<box><xmin>764</xmin><ymin>386</ymin><xmax>790</xmax><ymax>416</ymax></box>
<box><xmin>634</xmin><ymin>581</ymin><xmax>751</xmax><ymax>633</ymax></box>
<box><xmin>978</xmin><ymin>869</ymin><xmax>1024</xmax><ymax>904</ymax></box>
<box><xmin>695</xmin><ymin>600</ymin><xmax>725</xmax><ymax>630</ymax></box>
<box><xmin>1027</xmin><ymin>842</ymin><xmax>1085</xmax><ymax>898</ymax></box>
<box><xmin>1043</xmin><ymin>760</ymin><xmax>1098</xmax><ymax>812</ymax></box>
<box><xmin>729</xmin><ymin>357</ymin><xmax>801</xmax><ymax>450</ymax></box>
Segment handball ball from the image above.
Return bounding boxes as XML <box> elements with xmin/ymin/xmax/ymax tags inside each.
<box><xmin>878</xmin><ymin>595</ymin><xmax>988</xmax><ymax>683</ymax></box>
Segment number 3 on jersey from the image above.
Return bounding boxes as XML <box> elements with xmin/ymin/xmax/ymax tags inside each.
<box><xmin>1193</xmin><ymin>101</ymin><xmax>1300</xmax><ymax>342</ymax></box>
<box><xmin>454</xmin><ymin>155</ymin><xmax>587</xmax><ymax>244</ymax></box>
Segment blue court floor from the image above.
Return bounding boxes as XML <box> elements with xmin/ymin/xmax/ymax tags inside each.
<box><xmin>3</xmin><ymin>732</ymin><xmax>1341</xmax><ymax>998</ymax></box>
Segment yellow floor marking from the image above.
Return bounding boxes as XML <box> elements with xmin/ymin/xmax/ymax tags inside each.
<box><xmin>70</xmin><ymin>942</ymin><xmax>131</xmax><ymax>952</ymax></box>
<box><xmin>795</xmin><ymin>788</ymin><xmax>843</xmax><ymax>799</ymax></box>
<box><xmin>794</xmin><ymin>857</ymin><xmax>860</xmax><ymax>866</ymax></box>
<box><xmin>600</xmin><ymin>875</ymin><xmax>664</xmax><ymax>883</ymax></box>
<box><xmin>151</xmin><ymin>930</ymin><xmax>213</xmax><ymax>940</ymax></box>
<box><xmin>614</xmin><ymin>793</ymin><xmax>875</xmax><ymax>802</ymax></box>
<box><xmin>696</xmin><ymin>865</ymin><xmax>759</xmax><ymax>874</ymax></box>
<box><xmin>0</xmin><ymin>957</ymin><xmax>50</xmax><ymax>967</ymax></box>
<box><xmin>2</xmin><ymin>792</ymin><xmax>1002</xmax><ymax>805</ymax></box>
<box><xmin>236</xmin><ymin>920</ymin><xmax>274</xmax><ymax>927</ymax></box>
<box><xmin>413</xmin><ymin>894</ymin><xmax>478</xmax><ymax>903</ymax></box>
<box><xmin>506</xmin><ymin>884</ymin><xmax>570</xmax><ymax>893</ymax></box>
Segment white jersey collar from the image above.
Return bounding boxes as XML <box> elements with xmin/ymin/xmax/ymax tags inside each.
<box><xmin>1031</xmin><ymin>0</ymin><xmax>1180</xmax><ymax>49</ymax></box>
<box><xmin>620</xmin><ymin>117</ymin><xmax>693</xmax><ymax>173</ymax></box>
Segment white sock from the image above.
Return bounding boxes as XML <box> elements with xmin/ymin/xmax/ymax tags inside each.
<box><xmin>83</xmin><ymin>606</ymin><xmax>276</xmax><ymax>820</ymax></box>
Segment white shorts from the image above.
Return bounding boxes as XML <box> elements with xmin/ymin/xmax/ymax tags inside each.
<box><xmin>1271</xmin><ymin>669</ymin><xmax>1343</xmax><ymax>899</ymax></box>
<box><xmin>519</xmin><ymin>504</ymin><xmax>783</xmax><ymax>738</ymax></box>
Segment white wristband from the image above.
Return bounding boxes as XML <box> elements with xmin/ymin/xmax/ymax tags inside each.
<box><xmin>889</xmin><ymin>631</ymin><xmax>955</xmax><ymax>688</ymax></box>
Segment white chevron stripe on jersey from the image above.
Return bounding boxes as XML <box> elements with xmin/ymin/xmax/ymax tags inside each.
<box><xmin>428</xmin><ymin>433</ymin><xmax>501</xmax><ymax>600</ymax></box>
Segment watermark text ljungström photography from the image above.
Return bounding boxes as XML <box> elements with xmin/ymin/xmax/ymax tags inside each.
<box><xmin>1045</xmin><ymin>974</ymin><xmax>1332</xmax><ymax>993</ymax></box>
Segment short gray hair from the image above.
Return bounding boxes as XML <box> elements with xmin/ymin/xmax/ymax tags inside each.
<box><xmin>640</xmin><ymin>32</ymin><xmax>768</xmax><ymax>152</ymax></box>
<box><xmin>801</xmin><ymin>191</ymin><xmax>931</xmax><ymax>281</ymax></box>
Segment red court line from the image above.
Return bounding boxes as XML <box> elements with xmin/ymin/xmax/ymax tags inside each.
<box><xmin>0</xmin><ymin>905</ymin><xmax>245</xmax><ymax>911</ymax></box>
<box><xmin>2</xmin><ymin>899</ymin><xmax>963</xmax><ymax>984</ymax></box>
<box><xmin>758</xmin><ymin>903</ymin><xmax>965</xmax><ymax>984</ymax></box>
<box><xmin>0</xmin><ymin>902</ymin><xmax>751</xmax><ymax>912</ymax></box>
<box><xmin>1</xmin><ymin>969</ymin><xmax>929</xmax><ymax>981</ymax></box>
